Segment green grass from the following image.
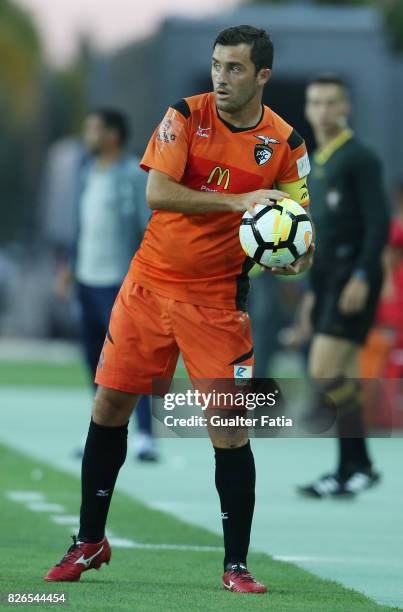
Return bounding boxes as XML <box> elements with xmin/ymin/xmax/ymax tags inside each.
<box><xmin>0</xmin><ymin>361</ymin><xmax>89</xmax><ymax>388</ymax></box>
<box><xmin>0</xmin><ymin>443</ymin><xmax>398</xmax><ymax>612</ymax></box>
<box><xmin>0</xmin><ymin>360</ymin><xmax>189</xmax><ymax>388</ymax></box>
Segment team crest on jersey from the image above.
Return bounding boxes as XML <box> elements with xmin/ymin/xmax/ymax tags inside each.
<box><xmin>253</xmin><ymin>135</ymin><xmax>280</xmax><ymax>166</ymax></box>
<box><xmin>157</xmin><ymin>118</ymin><xmax>176</xmax><ymax>144</ymax></box>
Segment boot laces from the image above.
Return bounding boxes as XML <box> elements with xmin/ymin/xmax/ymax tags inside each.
<box><xmin>56</xmin><ymin>536</ymin><xmax>81</xmax><ymax>567</ymax></box>
<box><xmin>230</xmin><ymin>564</ymin><xmax>255</xmax><ymax>583</ymax></box>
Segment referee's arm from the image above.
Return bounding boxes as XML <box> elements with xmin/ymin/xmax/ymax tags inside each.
<box><xmin>351</xmin><ymin>150</ymin><xmax>390</xmax><ymax>279</ymax></box>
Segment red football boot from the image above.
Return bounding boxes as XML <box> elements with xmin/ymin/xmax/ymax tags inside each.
<box><xmin>223</xmin><ymin>563</ymin><xmax>267</xmax><ymax>594</ymax></box>
<box><xmin>44</xmin><ymin>536</ymin><xmax>111</xmax><ymax>582</ymax></box>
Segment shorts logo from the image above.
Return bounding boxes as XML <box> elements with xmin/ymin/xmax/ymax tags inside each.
<box><xmin>207</xmin><ymin>165</ymin><xmax>231</xmax><ymax>190</ymax></box>
<box><xmin>234</xmin><ymin>365</ymin><xmax>252</xmax><ymax>379</ymax></box>
<box><xmin>254</xmin><ymin>135</ymin><xmax>280</xmax><ymax>166</ymax></box>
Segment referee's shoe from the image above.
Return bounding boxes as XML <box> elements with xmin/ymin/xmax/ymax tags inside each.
<box><xmin>297</xmin><ymin>469</ymin><xmax>380</xmax><ymax>498</ymax></box>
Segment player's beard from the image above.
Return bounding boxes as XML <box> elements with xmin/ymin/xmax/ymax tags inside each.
<box><xmin>216</xmin><ymin>84</ymin><xmax>258</xmax><ymax>115</ymax></box>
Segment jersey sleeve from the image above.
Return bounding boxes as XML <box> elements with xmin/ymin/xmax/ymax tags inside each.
<box><xmin>276</xmin><ymin>129</ymin><xmax>311</xmax><ymax>204</ymax></box>
<box><xmin>277</xmin><ymin>176</ymin><xmax>310</xmax><ymax>207</ymax></box>
<box><xmin>140</xmin><ymin>100</ymin><xmax>191</xmax><ymax>183</ymax></box>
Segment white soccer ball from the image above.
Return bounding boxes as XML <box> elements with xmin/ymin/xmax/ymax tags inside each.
<box><xmin>239</xmin><ymin>198</ymin><xmax>312</xmax><ymax>268</ymax></box>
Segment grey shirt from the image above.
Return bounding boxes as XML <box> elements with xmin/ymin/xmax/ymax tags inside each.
<box><xmin>75</xmin><ymin>155</ymin><xmax>149</xmax><ymax>287</ymax></box>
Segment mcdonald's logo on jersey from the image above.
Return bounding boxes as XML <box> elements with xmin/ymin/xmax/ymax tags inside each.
<box><xmin>207</xmin><ymin>166</ymin><xmax>231</xmax><ymax>190</ymax></box>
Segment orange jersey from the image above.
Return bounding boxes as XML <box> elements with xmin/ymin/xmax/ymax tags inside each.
<box><xmin>130</xmin><ymin>92</ymin><xmax>310</xmax><ymax>309</ymax></box>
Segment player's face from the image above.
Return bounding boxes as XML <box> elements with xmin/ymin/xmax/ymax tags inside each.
<box><xmin>212</xmin><ymin>43</ymin><xmax>270</xmax><ymax>114</ymax></box>
<box><xmin>305</xmin><ymin>84</ymin><xmax>350</xmax><ymax>134</ymax></box>
<box><xmin>83</xmin><ymin>114</ymin><xmax>106</xmax><ymax>154</ymax></box>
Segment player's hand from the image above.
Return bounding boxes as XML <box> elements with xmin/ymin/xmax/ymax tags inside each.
<box><xmin>269</xmin><ymin>243</ymin><xmax>315</xmax><ymax>276</ymax></box>
<box><xmin>338</xmin><ymin>276</ymin><xmax>369</xmax><ymax>314</ymax></box>
<box><xmin>233</xmin><ymin>189</ymin><xmax>289</xmax><ymax>216</ymax></box>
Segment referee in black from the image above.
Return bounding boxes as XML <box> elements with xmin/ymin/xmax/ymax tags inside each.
<box><xmin>297</xmin><ymin>75</ymin><xmax>390</xmax><ymax>497</ymax></box>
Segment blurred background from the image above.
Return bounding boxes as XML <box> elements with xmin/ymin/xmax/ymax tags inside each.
<box><xmin>1</xmin><ymin>0</ymin><xmax>403</xmax><ymax>350</ymax></box>
<box><xmin>1</xmin><ymin>1</ymin><xmax>403</xmax><ymax>608</ymax></box>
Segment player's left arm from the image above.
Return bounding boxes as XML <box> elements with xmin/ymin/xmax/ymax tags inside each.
<box><xmin>269</xmin><ymin>131</ymin><xmax>315</xmax><ymax>276</ymax></box>
<box><xmin>276</xmin><ymin>177</ymin><xmax>315</xmax><ymax>236</ymax></box>
<box><xmin>277</xmin><ymin>176</ymin><xmax>310</xmax><ymax>208</ymax></box>
<box><xmin>276</xmin><ymin>178</ymin><xmax>316</xmax><ymax>264</ymax></box>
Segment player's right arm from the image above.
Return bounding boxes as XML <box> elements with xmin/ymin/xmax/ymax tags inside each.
<box><xmin>141</xmin><ymin>101</ymin><xmax>288</xmax><ymax>216</ymax></box>
<box><xmin>146</xmin><ymin>169</ymin><xmax>288</xmax><ymax>216</ymax></box>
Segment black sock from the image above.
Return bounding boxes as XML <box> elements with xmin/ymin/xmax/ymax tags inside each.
<box><xmin>78</xmin><ymin>419</ymin><xmax>128</xmax><ymax>542</ymax></box>
<box><xmin>338</xmin><ymin>437</ymin><xmax>372</xmax><ymax>479</ymax></box>
<box><xmin>332</xmin><ymin>379</ymin><xmax>372</xmax><ymax>478</ymax></box>
<box><xmin>214</xmin><ymin>441</ymin><xmax>255</xmax><ymax>570</ymax></box>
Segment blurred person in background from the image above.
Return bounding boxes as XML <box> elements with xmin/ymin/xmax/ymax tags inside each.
<box><xmin>358</xmin><ymin>183</ymin><xmax>403</xmax><ymax>428</ymax></box>
<box><xmin>294</xmin><ymin>75</ymin><xmax>390</xmax><ymax>498</ymax></box>
<box><xmin>250</xmin><ymin>256</ymin><xmax>312</xmax><ymax>378</ymax></box>
<box><xmin>376</xmin><ymin>182</ymin><xmax>403</xmax><ymax>346</ymax></box>
<box><xmin>249</xmin><ymin>268</ymin><xmax>303</xmax><ymax>378</ymax></box>
<box><xmin>56</xmin><ymin>109</ymin><xmax>157</xmax><ymax>461</ymax></box>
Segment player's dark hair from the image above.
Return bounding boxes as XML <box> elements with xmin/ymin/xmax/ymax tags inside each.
<box><xmin>214</xmin><ymin>25</ymin><xmax>274</xmax><ymax>72</ymax></box>
<box><xmin>89</xmin><ymin>108</ymin><xmax>129</xmax><ymax>146</ymax></box>
<box><xmin>307</xmin><ymin>74</ymin><xmax>349</xmax><ymax>93</ymax></box>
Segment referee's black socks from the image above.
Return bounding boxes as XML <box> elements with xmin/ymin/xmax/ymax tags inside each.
<box><xmin>214</xmin><ymin>440</ymin><xmax>255</xmax><ymax>569</ymax></box>
<box><xmin>318</xmin><ymin>377</ymin><xmax>372</xmax><ymax>479</ymax></box>
<box><xmin>78</xmin><ymin>419</ymin><xmax>128</xmax><ymax>543</ymax></box>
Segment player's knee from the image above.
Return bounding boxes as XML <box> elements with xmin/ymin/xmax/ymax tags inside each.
<box><xmin>309</xmin><ymin>352</ymin><xmax>339</xmax><ymax>379</ymax></box>
<box><xmin>309</xmin><ymin>360</ymin><xmax>345</xmax><ymax>379</ymax></box>
<box><xmin>210</xmin><ymin>428</ymin><xmax>249</xmax><ymax>449</ymax></box>
<box><xmin>309</xmin><ymin>362</ymin><xmax>329</xmax><ymax>379</ymax></box>
<box><xmin>93</xmin><ymin>386</ymin><xmax>137</xmax><ymax>426</ymax></box>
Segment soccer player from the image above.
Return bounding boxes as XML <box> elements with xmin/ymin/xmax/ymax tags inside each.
<box><xmin>296</xmin><ymin>75</ymin><xmax>390</xmax><ymax>498</ymax></box>
<box><xmin>45</xmin><ymin>25</ymin><xmax>313</xmax><ymax>593</ymax></box>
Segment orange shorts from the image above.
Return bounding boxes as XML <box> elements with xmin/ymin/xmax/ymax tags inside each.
<box><xmin>95</xmin><ymin>278</ymin><xmax>254</xmax><ymax>395</ymax></box>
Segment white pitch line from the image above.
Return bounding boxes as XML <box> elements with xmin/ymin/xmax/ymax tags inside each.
<box><xmin>27</xmin><ymin>502</ymin><xmax>66</xmax><ymax>513</ymax></box>
<box><xmin>108</xmin><ymin>539</ymin><xmax>222</xmax><ymax>552</ymax></box>
<box><xmin>5</xmin><ymin>490</ymin><xmax>45</xmax><ymax>502</ymax></box>
<box><xmin>132</xmin><ymin>543</ymin><xmax>222</xmax><ymax>552</ymax></box>
<box><xmin>107</xmin><ymin>537</ymin><xmax>138</xmax><ymax>549</ymax></box>
<box><xmin>107</xmin><ymin>536</ymin><xmax>222</xmax><ymax>552</ymax></box>
<box><xmin>5</xmin><ymin>491</ymin><xmax>220</xmax><ymax>554</ymax></box>
<box><xmin>50</xmin><ymin>515</ymin><xmax>80</xmax><ymax>526</ymax></box>
<box><xmin>275</xmin><ymin>555</ymin><xmax>347</xmax><ymax>563</ymax></box>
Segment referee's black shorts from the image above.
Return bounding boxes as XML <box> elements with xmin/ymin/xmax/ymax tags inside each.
<box><xmin>310</xmin><ymin>258</ymin><xmax>383</xmax><ymax>346</ymax></box>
